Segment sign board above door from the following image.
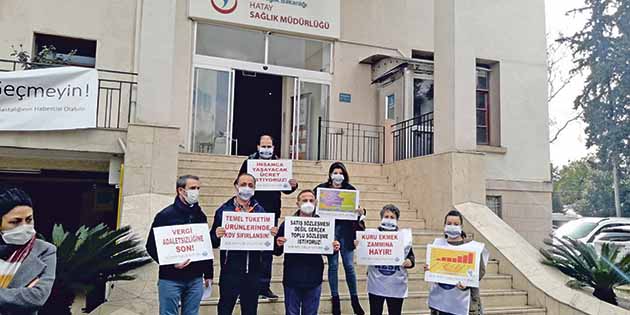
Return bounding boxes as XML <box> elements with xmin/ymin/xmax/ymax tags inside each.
<box><xmin>189</xmin><ymin>0</ymin><xmax>341</xmax><ymax>39</ymax></box>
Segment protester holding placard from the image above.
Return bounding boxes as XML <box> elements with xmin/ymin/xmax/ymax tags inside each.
<box><xmin>210</xmin><ymin>173</ymin><xmax>279</xmax><ymax>315</ymax></box>
<box><xmin>424</xmin><ymin>210</ymin><xmax>489</xmax><ymax>315</ymax></box>
<box><xmin>313</xmin><ymin>162</ymin><xmax>366</xmax><ymax>315</ymax></box>
<box><xmin>274</xmin><ymin>189</ymin><xmax>341</xmax><ymax>315</ymax></box>
<box><xmin>238</xmin><ymin>134</ymin><xmax>298</xmax><ymax>300</ymax></box>
<box><xmin>146</xmin><ymin>175</ymin><xmax>213</xmax><ymax>315</ymax></box>
<box><xmin>355</xmin><ymin>204</ymin><xmax>414</xmax><ymax>315</ymax></box>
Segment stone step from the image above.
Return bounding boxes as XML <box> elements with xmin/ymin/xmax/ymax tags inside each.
<box><xmin>196</xmin><ymin>181</ymin><xmax>401</xmax><ymax>193</ymax></box>
<box><xmin>178</xmin><ymin>153</ymin><xmax>385</xmax><ymax>173</ymax></box>
<box><xmin>199</xmin><ymin>189</ymin><xmax>403</xmax><ymax>200</ymax></box>
<box><xmin>198</xmin><ymin>289</ymin><xmax>529</xmax><ymax>314</ymax></box>
<box><xmin>178</xmin><ymin>168</ymin><xmax>388</xmax><ymax>184</ymax></box>
<box><xmin>178</xmin><ymin>160</ymin><xmax>385</xmax><ymax>176</ymax></box>
<box><xmin>343</xmin><ymin>306</ymin><xmax>546</xmax><ymax>315</ymax></box>
<box><xmin>203</xmin><ymin>215</ymin><xmax>427</xmax><ymax>229</ymax></box>
<box><xmin>199</xmin><ymin>196</ymin><xmax>410</xmax><ymax>211</ymax></box>
<box><xmin>212</xmin><ymin>245</ymin><xmax>434</xmax><ymax>267</ymax></box>
<box><xmin>209</xmin><ymin>273</ymin><xmax>513</xmax><ymax>294</ymax></box>
<box><xmin>209</xmin><ymin>254</ymin><xmax>496</xmax><ymax>277</ymax></box>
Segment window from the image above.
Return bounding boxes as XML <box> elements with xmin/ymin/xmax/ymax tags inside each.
<box><xmin>486</xmin><ymin>195</ymin><xmax>502</xmax><ymax>218</ymax></box>
<box><xmin>386</xmin><ymin>94</ymin><xmax>395</xmax><ymax>120</ymax></box>
<box><xmin>413</xmin><ymin>78</ymin><xmax>434</xmax><ymax>117</ymax></box>
<box><xmin>476</xmin><ymin>69</ymin><xmax>490</xmax><ymax>144</ymax></box>
<box><xmin>268</xmin><ymin>34</ymin><xmax>331</xmax><ymax>72</ymax></box>
<box><xmin>195</xmin><ymin>23</ymin><xmax>332</xmax><ymax>73</ymax></box>
<box><xmin>196</xmin><ymin>24</ymin><xmax>265</xmax><ymax>63</ymax></box>
<box><xmin>33</xmin><ymin>33</ymin><xmax>97</xmax><ymax>67</ymax></box>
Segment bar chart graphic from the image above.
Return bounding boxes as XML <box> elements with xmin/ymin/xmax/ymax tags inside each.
<box><xmin>429</xmin><ymin>247</ymin><xmax>477</xmax><ymax>276</ymax></box>
<box><xmin>436</xmin><ymin>252</ymin><xmax>474</xmax><ymax>264</ymax></box>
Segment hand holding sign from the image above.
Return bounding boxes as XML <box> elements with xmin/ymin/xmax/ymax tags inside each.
<box><xmin>174</xmin><ymin>259</ymin><xmax>191</xmax><ymax>269</ymax></box>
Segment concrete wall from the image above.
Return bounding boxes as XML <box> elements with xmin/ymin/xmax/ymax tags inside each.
<box><xmin>383</xmin><ymin>151</ymin><xmax>486</xmax><ymax>229</ymax></box>
<box><xmin>487</xmin><ymin>179</ymin><xmax>553</xmax><ymax>248</ymax></box>
<box><xmin>0</xmin><ymin>0</ymin><xmax>137</xmax><ymax>71</ymax></box>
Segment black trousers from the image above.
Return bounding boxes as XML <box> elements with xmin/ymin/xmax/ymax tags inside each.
<box><xmin>368</xmin><ymin>293</ymin><xmax>404</xmax><ymax>315</ymax></box>
<box><xmin>218</xmin><ymin>273</ymin><xmax>260</xmax><ymax>315</ymax></box>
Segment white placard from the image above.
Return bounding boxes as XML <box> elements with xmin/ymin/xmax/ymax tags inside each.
<box><xmin>0</xmin><ymin>66</ymin><xmax>98</xmax><ymax>131</ymax></box>
<box><xmin>153</xmin><ymin>223</ymin><xmax>214</xmax><ymax>266</ymax></box>
<box><xmin>356</xmin><ymin>229</ymin><xmax>405</xmax><ymax>265</ymax></box>
<box><xmin>189</xmin><ymin>0</ymin><xmax>341</xmax><ymax>39</ymax></box>
<box><xmin>247</xmin><ymin>159</ymin><xmax>293</xmax><ymax>191</ymax></box>
<box><xmin>284</xmin><ymin>216</ymin><xmax>335</xmax><ymax>254</ymax></box>
<box><xmin>220</xmin><ymin>212</ymin><xmax>275</xmax><ymax>251</ymax></box>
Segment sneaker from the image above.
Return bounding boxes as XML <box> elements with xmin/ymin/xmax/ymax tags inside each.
<box><xmin>259</xmin><ymin>287</ymin><xmax>279</xmax><ymax>300</ymax></box>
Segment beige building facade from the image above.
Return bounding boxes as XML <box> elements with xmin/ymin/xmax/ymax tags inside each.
<box><xmin>0</xmin><ymin>0</ymin><xmax>552</xmax><ymax>246</ymax></box>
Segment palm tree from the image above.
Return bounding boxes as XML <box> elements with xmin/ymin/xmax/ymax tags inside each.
<box><xmin>40</xmin><ymin>224</ymin><xmax>152</xmax><ymax>315</ymax></box>
<box><xmin>540</xmin><ymin>236</ymin><xmax>630</xmax><ymax>305</ymax></box>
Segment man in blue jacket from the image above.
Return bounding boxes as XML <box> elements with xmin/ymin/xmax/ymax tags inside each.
<box><xmin>274</xmin><ymin>189</ymin><xmax>341</xmax><ymax>315</ymax></box>
<box><xmin>146</xmin><ymin>175</ymin><xmax>213</xmax><ymax>315</ymax></box>
<box><xmin>210</xmin><ymin>173</ymin><xmax>279</xmax><ymax>315</ymax></box>
<box><xmin>238</xmin><ymin>134</ymin><xmax>298</xmax><ymax>299</ymax></box>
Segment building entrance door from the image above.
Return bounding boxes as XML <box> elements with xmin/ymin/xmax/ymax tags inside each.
<box><xmin>190</xmin><ymin>65</ymin><xmax>330</xmax><ymax>160</ymax></box>
<box><xmin>231</xmin><ymin>71</ymin><xmax>283</xmax><ymax>156</ymax></box>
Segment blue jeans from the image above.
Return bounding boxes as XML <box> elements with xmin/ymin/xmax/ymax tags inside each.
<box><xmin>327</xmin><ymin>237</ymin><xmax>358</xmax><ymax>296</ymax></box>
<box><xmin>158</xmin><ymin>278</ymin><xmax>204</xmax><ymax>315</ymax></box>
<box><xmin>284</xmin><ymin>285</ymin><xmax>322</xmax><ymax>315</ymax></box>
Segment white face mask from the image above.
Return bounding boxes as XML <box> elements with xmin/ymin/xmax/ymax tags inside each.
<box><xmin>300</xmin><ymin>202</ymin><xmax>315</xmax><ymax>215</ymax></box>
<box><xmin>258</xmin><ymin>147</ymin><xmax>274</xmax><ymax>159</ymax></box>
<box><xmin>185</xmin><ymin>189</ymin><xmax>200</xmax><ymax>205</ymax></box>
<box><xmin>331</xmin><ymin>173</ymin><xmax>344</xmax><ymax>185</ymax></box>
<box><xmin>237</xmin><ymin>186</ymin><xmax>255</xmax><ymax>201</ymax></box>
<box><xmin>444</xmin><ymin>224</ymin><xmax>462</xmax><ymax>239</ymax></box>
<box><xmin>1</xmin><ymin>224</ymin><xmax>36</xmax><ymax>245</ymax></box>
<box><xmin>380</xmin><ymin>218</ymin><xmax>398</xmax><ymax>231</ymax></box>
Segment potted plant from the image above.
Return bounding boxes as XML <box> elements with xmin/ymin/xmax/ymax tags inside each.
<box><xmin>540</xmin><ymin>236</ymin><xmax>630</xmax><ymax>305</ymax></box>
<box><xmin>40</xmin><ymin>224</ymin><xmax>152</xmax><ymax>315</ymax></box>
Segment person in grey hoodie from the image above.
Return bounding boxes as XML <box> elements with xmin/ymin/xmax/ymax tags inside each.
<box><xmin>0</xmin><ymin>187</ymin><xmax>56</xmax><ymax>315</ymax></box>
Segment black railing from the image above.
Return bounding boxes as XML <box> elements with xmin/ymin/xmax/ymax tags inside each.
<box><xmin>392</xmin><ymin>112</ymin><xmax>434</xmax><ymax>161</ymax></box>
<box><xmin>317</xmin><ymin>118</ymin><xmax>385</xmax><ymax>163</ymax></box>
<box><xmin>0</xmin><ymin>59</ymin><xmax>137</xmax><ymax>129</ymax></box>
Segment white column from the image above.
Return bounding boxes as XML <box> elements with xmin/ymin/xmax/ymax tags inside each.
<box><xmin>433</xmin><ymin>0</ymin><xmax>477</xmax><ymax>153</ymax></box>
<box><xmin>134</xmin><ymin>0</ymin><xmax>178</xmax><ymax>125</ymax></box>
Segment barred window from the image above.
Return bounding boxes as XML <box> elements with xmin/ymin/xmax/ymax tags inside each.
<box><xmin>486</xmin><ymin>195</ymin><xmax>502</xmax><ymax>218</ymax></box>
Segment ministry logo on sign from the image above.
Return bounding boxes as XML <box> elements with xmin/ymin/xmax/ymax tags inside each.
<box><xmin>211</xmin><ymin>0</ymin><xmax>237</xmax><ymax>14</ymax></box>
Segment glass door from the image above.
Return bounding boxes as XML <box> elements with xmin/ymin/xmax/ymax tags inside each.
<box><xmin>190</xmin><ymin>67</ymin><xmax>235</xmax><ymax>155</ymax></box>
<box><xmin>290</xmin><ymin>80</ymin><xmax>330</xmax><ymax>160</ymax></box>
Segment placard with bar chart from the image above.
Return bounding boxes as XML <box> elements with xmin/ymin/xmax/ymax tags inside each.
<box><xmin>424</xmin><ymin>244</ymin><xmax>483</xmax><ymax>288</ymax></box>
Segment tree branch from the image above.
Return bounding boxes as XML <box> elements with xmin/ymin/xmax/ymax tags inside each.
<box><xmin>550</xmin><ymin>111</ymin><xmax>584</xmax><ymax>143</ymax></box>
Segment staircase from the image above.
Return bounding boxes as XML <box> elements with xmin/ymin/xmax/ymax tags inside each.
<box><xmin>178</xmin><ymin>153</ymin><xmax>546</xmax><ymax>315</ymax></box>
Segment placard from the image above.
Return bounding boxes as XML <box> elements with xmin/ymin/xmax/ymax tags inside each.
<box><xmin>247</xmin><ymin>159</ymin><xmax>293</xmax><ymax>191</ymax></box>
<box><xmin>356</xmin><ymin>229</ymin><xmax>405</xmax><ymax>265</ymax></box>
<box><xmin>424</xmin><ymin>242</ymin><xmax>485</xmax><ymax>288</ymax></box>
<box><xmin>284</xmin><ymin>216</ymin><xmax>335</xmax><ymax>254</ymax></box>
<box><xmin>316</xmin><ymin>188</ymin><xmax>360</xmax><ymax>221</ymax></box>
<box><xmin>0</xmin><ymin>66</ymin><xmax>98</xmax><ymax>131</ymax></box>
<box><xmin>220</xmin><ymin>212</ymin><xmax>275</xmax><ymax>251</ymax></box>
<box><xmin>152</xmin><ymin>223</ymin><xmax>214</xmax><ymax>266</ymax></box>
